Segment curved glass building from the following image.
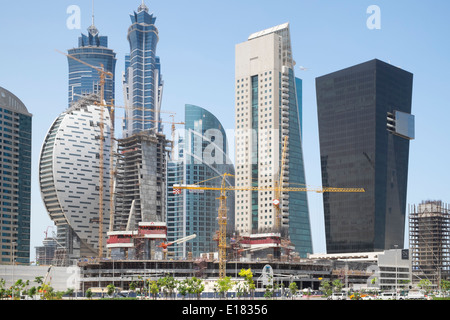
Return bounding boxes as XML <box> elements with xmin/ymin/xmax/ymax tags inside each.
<box><xmin>67</xmin><ymin>20</ymin><xmax>116</xmax><ymax>107</ymax></box>
<box><xmin>0</xmin><ymin>87</ymin><xmax>32</xmax><ymax>264</ymax></box>
<box><xmin>167</xmin><ymin>105</ymin><xmax>235</xmax><ymax>259</ymax></box>
<box><xmin>123</xmin><ymin>2</ymin><xmax>164</xmax><ymax>136</ymax></box>
<box><xmin>39</xmin><ymin>95</ymin><xmax>112</xmax><ymax>265</ymax></box>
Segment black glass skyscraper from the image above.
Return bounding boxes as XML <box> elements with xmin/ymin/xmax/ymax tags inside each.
<box><xmin>316</xmin><ymin>59</ymin><xmax>414</xmax><ymax>253</ymax></box>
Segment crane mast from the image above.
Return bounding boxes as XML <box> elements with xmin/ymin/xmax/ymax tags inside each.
<box><xmin>57</xmin><ymin>49</ymin><xmax>113</xmax><ymax>259</ymax></box>
<box><xmin>173</xmin><ymin>175</ymin><xmax>364</xmax><ymax>278</ymax></box>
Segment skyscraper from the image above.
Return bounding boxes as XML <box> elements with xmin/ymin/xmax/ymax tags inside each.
<box><xmin>39</xmin><ymin>95</ymin><xmax>112</xmax><ymax>265</ymax></box>
<box><xmin>67</xmin><ymin>13</ymin><xmax>116</xmax><ymax>107</ymax></box>
<box><xmin>234</xmin><ymin>23</ymin><xmax>312</xmax><ymax>257</ymax></box>
<box><xmin>108</xmin><ymin>130</ymin><xmax>170</xmax><ymax>260</ymax></box>
<box><xmin>0</xmin><ymin>87</ymin><xmax>32</xmax><ymax>264</ymax></box>
<box><xmin>106</xmin><ymin>2</ymin><xmax>168</xmax><ymax>261</ymax></box>
<box><xmin>167</xmin><ymin>104</ymin><xmax>235</xmax><ymax>259</ymax></box>
<box><xmin>123</xmin><ymin>1</ymin><xmax>164</xmax><ymax>137</ymax></box>
<box><xmin>316</xmin><ymin>59</ymin><xmax>414</xmax><ymax>254</ymax></box>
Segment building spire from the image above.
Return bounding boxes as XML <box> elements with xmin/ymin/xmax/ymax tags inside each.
<box><xmin>138</xmin><ymin>0</ymin><xmax>149</xmax><ymax>13</ymax></box>
<box><xmin>88</xmin><ymin>0</ymin><xmax>99</xmax><ymax>36</ymax></box>
<box><xmin>92</xmin><ymin>0</ymin><xmax>95</xmax><ymax>26</ymax></box>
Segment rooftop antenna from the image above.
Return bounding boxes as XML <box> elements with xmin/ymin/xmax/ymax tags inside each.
<box><xmin>88</xmin><ymin>0</ymin><xmax>99</xmax><ymax>36</ymax></box>
<box><xmin>92</xmin><ymin>0</ymin><xmax>95</xmax><ymax>26</ymax></box>
<box><xmin>138</xmin><ymin>0</ymin><xmax>149</xmax><ymax>12</ymax></box>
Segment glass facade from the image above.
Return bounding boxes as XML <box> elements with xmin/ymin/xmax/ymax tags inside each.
<box><xmin>283</xmin><ymin>74</ymin><xmax>312</xmax><ymax>258</ymax></box>
<box><xmin>68</xmin><ymin>24</ymin><xmax>117</xmax><ymax>107</ymax></box>
<box><xmin>167</xmin><ymin>105</ymin><xmax>235</xmax><ymax>259</ymax></box>
<box><xmin>0</xmin><ymin>87</ymin><xmax>32</xmax><ymax>264</ymax></box>
<box><xmin>251</xmin><ymin>75</ymin><xmax>259</xmax><ymax>232</ymax></box>
<box><xmin>316</xmin><ymin>59</ymin><xmax>414</xmax><ymax>253</ymax></box>
<box><xmin>123</xmin><ymin>3</ymin><xmax>164</xmax><ymax>137</ymax></box>
<box><xmin>235</xmin><ymin>23</ymin><xmax>312</xmax><ymax>258</ymax></box>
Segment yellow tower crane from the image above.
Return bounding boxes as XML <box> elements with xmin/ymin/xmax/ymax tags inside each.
<box><xmin>173</xmin><ymin>175</ymin><xmax>365</xmax><ymax>279</ymax></box>
<box><xmin>274</xmin><ymin>135</ymin><xmax>289</xmax><ymax>232</ymax></box>
<box><xmin>57</xmin><ymin>49</ymin><xmax>113</xmax><ymax>259</ymax></box>
<box><xmin>58</xmin><ymin>49</ymin><xmax>182</xmax><ymax>259</ymax></box>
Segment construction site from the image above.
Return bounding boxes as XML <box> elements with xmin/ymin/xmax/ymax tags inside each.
<box><xmin>77</xmin><ymin>256</ymin><xmax>332</xmax><ymax>295</ymax></box>
<box><xmin>32</xmin><ymin>48</ymin><xmax>370</xmax><ymax>296</ymax></box>
<box><xmin>409</xmin><ymin>200</ymin><xmax>450</xmax><ymax>288</ymax></box>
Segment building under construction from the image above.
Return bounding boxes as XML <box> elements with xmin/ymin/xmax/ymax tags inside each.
<box><xmin>108</xmin><ymin>129</ymin><xmax>171</xmax><ymax>260</ymax></box>
<box><xmin>409</xmin><ymin>200</ymin><xmax>450</xmax><ymax>287</ymax></box>
<box><xmin>77</xmin><ymin>257</ymin><xmax>332</xmax><ymax>294</ymax></box>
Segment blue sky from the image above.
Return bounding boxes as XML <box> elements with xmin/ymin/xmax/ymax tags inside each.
<box><xmin>1</xmin><ymin>0</ymin><xmax>449</xmax><ymax>260</ymax></box>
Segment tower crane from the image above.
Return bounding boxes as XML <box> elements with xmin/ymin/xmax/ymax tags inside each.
<box><xmin>173</xmin><ymin>175</ymin><xmax>364</xmax><ymax>279</ymax></box>
<box><xmin>274</xmin><ymin>135</ymin><xmax>289</xmax><ymax>232</ymax></box>
<box><xmin>159</xmin><ymin>234</ymin><xmax>197</xmax><ymax>259</ymax></box>
<box><xmin>57</xmin><ymin>49</ymin><xmax>113</xmax><ymax>259</ymax></box>
<box><xmin>58</xmin><ymin>50</ymin><xmax>181</xmax><ymax>260</ymax></box>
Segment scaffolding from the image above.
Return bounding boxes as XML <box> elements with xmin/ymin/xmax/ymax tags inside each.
<box><xmin>113</xmin><ymin>131</ymin><xmax>170</xmax><ymax>231</ymax></box>
<box><xmin>109</xmin><ymin>130</ymin><xmax>171</xmax><ymax>260</ymax></box>
<box><xmin>409</xmin><ymin>200</ymin><xmax>450</xmax><ymax>288</ymax></box>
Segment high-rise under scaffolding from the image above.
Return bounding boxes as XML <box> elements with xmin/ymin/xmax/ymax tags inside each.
<box><xmin>108</xmin><ymin>130</ymin><xmax>171</xmax><ymax>260</ymax></box>
<box><xmin>409</xmin><ymin>200</ymin><xmax>450</xmax><ymax>287</ymax></box>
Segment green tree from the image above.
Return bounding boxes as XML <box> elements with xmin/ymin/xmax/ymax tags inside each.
<box><xmin>40</xmin><ymin>283</ymin><xmax>55</xmax><ymax>300</ymax></box>
<box><xmin>34</xmin><ymin>276</ymin><xmax>43</xmax><ymax>285</ymax></box>
<box><xmin>137</xmin><ymin>275</ymin><xmax>145</xmax><ymax>295</ymax></box>
<box><xmin>149</xmin><ymin>281</ymin><xmax>159</xmax><ymax>300</ymax></box>
<box><xmin>11</xmin><ymin>279</ymin><xmax>29</xmax><ymax>300</ymax></box>
<box><xmin>263</xmin><ymin>276</ymin><xmax>278</xmax><ymax>299</ymax></box>
<box><xmin>66</xmin><ymin>288</ymin><xmax>75</xmax><ymax>300</ymax></box>
<box><xmin>289</xmin><ymin>282</ymin><xmax>298</xmax><ymax>299</ymax></box>
<box><xmin>106</xmin><ymin>284</ymin><xmax>115</xmax><ymax>297</ymax></box>
<box><xmin>264</xmin><ymin>284</ymin><xmax>273</xmax><ymax>299</ymax></box>
<box><xmin>177</xmin><ymin>279</ymin><xmax>189</xmax><ymax>299</ymax></box>
<box><xmin>440</xmin><ymin>279</ymin><xmax>450</xmax><ymax>295</ymax></box>
<box><xmin>418</xmin><ymin>279</ymin><xmax>432</xmax><ymax>293</ymax></box>
<box><xmin>55</xmin><ymin>291</ymin><xmax>65</xmax><ymax>300</ymax></box>
<box><xmin>332</xmin><ymin>279</ymin><xmax>344</xmax><ymax>293</ymax></box>
<box><xmin>235</xmin><ymin>282</ymin><xmax>246</xmax><ymax>299</ymax></box>
<box><xmin>187</xmin><ymin>277</ymin><xmax>205</xmax><ymax>300</ymax></box>
<box><xmin>86</xmin><ymin>288</ymin><xmax>93</xmax><ymax>300</ymax></box>
<box><xmin>0</xmin><ymin>278</ymin><xmax>6</xmax><ymax>300</ymax></box>
<box><xmin>215</xmin><ymin>276</ymin><xmax>234</xmax><ymax>299</ymax></box>
<box><xmin>320</xmin><ymin>279</ymin><xmax>332</xmax><ymax>297</ymax></box>
<box><xmin>129</xmin><ymin>281</ymin><xmax>136</xmax><ymax>292</ymax></box>
<box><xmin>27</xmin><ymin>287</ymin><xmax>37</xmax><ymax>300</ymax></box>
<box><xmin>238</xmin><ymin>268</ymin><xmax>256</xmax><ymax>298</ymax></box>
<box><xmin>158</xmin><ymin>275</ymin><xmax>178</xmax><ymax>299</ymax></box>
